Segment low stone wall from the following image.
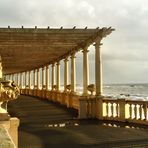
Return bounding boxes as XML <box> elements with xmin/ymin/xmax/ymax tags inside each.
<box><xmin>0</xmin><ymin>117</ymin><xmax>19</xmax><ymax>148</ymax></box>
<box><xmin>21</xmin><ymin>88</ymin><xmax>148</xmax><ymax>126</ymax></box>
<box><xmin>0</xmin><ymin>125</ymin><xmax>15</xmax><ymax>148</ymax></box>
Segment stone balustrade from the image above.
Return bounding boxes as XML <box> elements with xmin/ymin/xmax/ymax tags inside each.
<box><xmin>20</xmin><ymin>88</ymin><xmax>148</xmax><ymax>126</ymax></box>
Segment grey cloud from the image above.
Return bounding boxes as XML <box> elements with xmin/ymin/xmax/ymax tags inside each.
<box><xmin>0</xmin><ymin>0</ymin><xmax>148</xmax><ymax>83</ymax></box>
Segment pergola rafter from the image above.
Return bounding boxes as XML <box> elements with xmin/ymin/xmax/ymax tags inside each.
<box><xmin>0</xmin><ymin>27</ymin><xmax>114</xmax><ymax>74</ymax></box>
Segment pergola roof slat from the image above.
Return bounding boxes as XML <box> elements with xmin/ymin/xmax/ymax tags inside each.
<box><xmin>0</xmin><ymin>27</ymin><xmax>114</xmax><ymax>74</ymax></box>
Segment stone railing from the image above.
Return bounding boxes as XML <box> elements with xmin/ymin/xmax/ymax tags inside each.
<box><xmin>20</xmin><ymin>88</ymin><xmax>148</xmax><ymax>126</ymax></box>
<box><xmin>102</xmin><ymin>98</ymin><xmax>148</xmax><ymax>125</ymax></box>
<box><xmin>126</xmin><ymin>100</ymin><xmax>148</xmax><ymax>125</ymax></box>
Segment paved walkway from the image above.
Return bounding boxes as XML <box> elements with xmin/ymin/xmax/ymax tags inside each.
<box><xmin>8</xmin><ymin>95</ymin><xmax>148</xmax><ymax>148</ymax></box>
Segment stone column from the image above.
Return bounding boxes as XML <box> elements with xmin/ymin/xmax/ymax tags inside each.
<box><xmin>42</xmin><ymin>67</ymin><xmax>45</xmax><ymax>89</ymax></box>
<box><xmin>82</xmin><ymin>47</ymin><xmax>89</xmax><ymax>96</ymax></box>
<box><xmin>18</xmin><ymin>74</ymin><xmax>19</xmax><ymax>86</ymax></box>
<box><xmin>33</xmin><ymin>70</ymin><xmax>36</xmax><ymax>88</ymax></box>
<box><xmin>0</xmin><ymin>56</ymin><xmax>2</xmax><ymax>78</ymax></box>
<box><xmin>28</xmin><ymin>71</ymin><xmax>31</xmax><ymax>89</ymax></box>
<box><xmin>71</xmin><ymin>52</ymin><xmax>76</xmax><ymax>93</ymax></box>
<box><xmin>94</xmin><ymin>39</ymin><xmax>102</xmax><ymax>97</ymax></box>
<box><xmin>15</xmin><ymin>74</ymin><xmax>17</xmax><ymax>83</ymax></box>
<box><xmin>20</xmin><ymin>73</ymin><xmax>22</xmax><ymax>88</ymax></box>
<box><xmin>9</xmin><ymin>75</ymin><xmax>11</xmax><ymax>80</ymax></box>
<box><xmin>37</xmin><ymin>69</ymin><xmax>40</xmax><ymax>90</ymax></box>
<box><xmin>52</xmin><ymin>63</ymin><xmax>55</xmax><ymax>90</ymax></box>
<box><xmin>46</xmin><ymin>66</ymin><xmax>49</xmax><ymax>90</ymax></box>
<box><xmin>64</xmin><ymin>57</ymin><xmax>69</xmax><ymax>92</ymax></box>
<box><xmin>56</xmin><ymin>61</ymin><xmax>60</xmax><ymax>91</ymax></box>
<box><xmin>22</xmin><ymin>72</ymin><xmax>25</xmax><ymax>89</ymax></box>
<box><xmin>8</xmin><ymin>75</ymin><xmax>10</xmax><ymax>80</ymax></box>
<box><xmin>25</xmin><ymin>72</ymin><xmax>27</xmax><ymax>88</ymax></box>
<box><xmin>12</xmin><ymin>74</ymin><xmax>14</xmax><ymax>82</ymax></box>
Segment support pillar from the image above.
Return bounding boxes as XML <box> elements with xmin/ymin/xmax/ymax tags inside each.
<box><xmin>52</xmin><ymin>63</ymin><xmax>55</xmax><ymax>90</ymax></box>
<box><xmin>64</xmin><ymin>57</ymin><xmax>69</xmax><ymax>92</ymax></box>
<box><xmin>8</xmin><ymin>75</ymin><xmax>11</xmax><ymax>80</ymax></box>
<box><xmin>71</xmin><ymin>53</ymin><xmax>76</xmax><ymax>93</ymax></box>
<box><xmin>20</xmin><ymin>73</ymin><xmax>22</xmax><ymax>88</ymax></box>
<box><xmin>94</xmin><ymin>39</ymin><xmax>102</xmax><ymax>97</ymax></box>
<box><xmin>25</xmin><ymin>72</ymin><xmax>27</xmax><ymax>88</ymax></box>
<box><xmin>28</xmin><ymin>71</ymin><xmax>31</xmax><ymax>89</ymax></box>
<box><xmin>82</xmin><ymin>47</ymin><xmax>89</xmax><ymax>96</ymax></box>
<box><xmin>33</xmin><ymin>70</ymin><xmax>36</xmax><ymax>88</ymax></box>
<box><xmin>42</xmin><ymin>67</ymin><xmax>45</xmax><ymax>90</ymax></box>
<box><xmin>37</xmin><ymin>69</ymin><xmax>40</xmax><ymax>90</ymax></box>
<box><xmin>0</xmin><ymin>56</ymin><xmax>2</xmax><ymax>78</ymax></box>
<box><xmin>56</xmin><ymin>62</ymin><xmax>60</xmax><ymax>91</ymax></box>
<box><xmin>12</xmin><ymin>74</ymin><xmax>14</xmax><ymax>82</ymax></box>
<box><xmin>46</xmin><ymin>66</ymin><xmax>49</xmax><ymax>90</ymax></box>
<box><xmin>16</xmin><ymin>73</ymin><xmax>19</xmax><ymax>86</ymax></box>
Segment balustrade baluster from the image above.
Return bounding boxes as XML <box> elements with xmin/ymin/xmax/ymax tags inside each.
<box><xmin>116</xmin><ymin>103</ymin><xmax>119</xmax><ymax>117</ymax></box>
<box><xmin>134</xmin><ymin>104</ymin><xmax>137</xmax><ymax>119</ymax></box>
<box><xmin>106</xmin><ymin>102</ymin><xmax>109</xmax><ymax>117</ymax></box>
<box><xmin>129</xmin><ymin>104</ymin><xmax>132</xmax><ymax>119</ymax></box>
<box><xmin>111</xmin><ymin>103</ymin><xmax>114</xmax><ymax>117</ymax></box>
<box><xmin>139</xmin><ymin>104</ymin><xmax>142</xmax><ymax>120</ymax></box>
<box><xmin>143</xmin><ymin>104</ymin><xmax>147</xmax><ymax>120</ymax></box>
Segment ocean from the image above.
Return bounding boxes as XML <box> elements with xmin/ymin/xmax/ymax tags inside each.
<box><xmin>43</xmin><ymin>83</ymin><xmax>148</xmax><ymax>101</ymax></box>
<box><xmin>76</xmin><ymin>83</ymin><xmax>148</xmax><ymax>101</ymax></box>
<box><xmin>103</xmin><ymin>83</ymin><xmax>148</xmax><ymax>101</ymax></box>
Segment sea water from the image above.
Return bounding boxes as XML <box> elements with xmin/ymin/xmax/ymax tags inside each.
<box><xmin>103</xmin><ymin>83</ymin><xmax>148</xmax><ymax>101</ymax></box>
<box><xmin>49</xmin><ymin>83</ymin><xmax>148</xmax><ymax>101</ymax></box>
<box><xmin>76</xmin><ymin>83</ymin><xmax>148</xmax><ymax>101</ymax></box>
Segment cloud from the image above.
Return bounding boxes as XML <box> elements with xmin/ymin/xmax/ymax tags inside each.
<box><xmin>0</xmin><ymin>0</ymin><xmax>148</xmax><ymax>83</ymax></box>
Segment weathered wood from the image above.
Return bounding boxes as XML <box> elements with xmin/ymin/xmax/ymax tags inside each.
<box><xmin>0</xmin><ymin>27</ymin><xmax>114</xmax><ymax>74</ymax></box>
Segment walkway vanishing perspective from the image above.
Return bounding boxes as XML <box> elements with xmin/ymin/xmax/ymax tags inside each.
<box><xmin>8</xmin><ymin>95</ymin><xmax>148</xmax><ymax>148</ymax></box>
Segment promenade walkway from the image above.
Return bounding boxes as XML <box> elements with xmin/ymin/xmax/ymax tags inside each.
<box><xmin>8</xmin><ymin>95</ymin><xmax>148</xmax><ymax>148</ymax></box>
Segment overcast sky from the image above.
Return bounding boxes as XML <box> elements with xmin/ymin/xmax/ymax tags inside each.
<box><xmin>0</xmin><ymin>0</ymin><xmax>148</xmax><ymax>84</ymax></box>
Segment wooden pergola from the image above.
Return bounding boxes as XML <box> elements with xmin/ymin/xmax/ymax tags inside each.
<box><xmin>0</xmin><ymin>27</ymin><xmax>114</xmax><ymax>74</ymax></box>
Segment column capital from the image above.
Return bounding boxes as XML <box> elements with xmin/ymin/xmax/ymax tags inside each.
<box><xmin>46</xmin><ymin>65</ymin><xmax>49</xmax><ymax>69</ymax></box>
<box><xmin>82</xmin><ymin>48</ymin><xmax>89</xmax><ymax>53</ymax></box>
<box><xmin>56</xmin><ymin>61</ymin><xmax>60</xmax><ymax>65</ymax></box>
<box><xmin>94</xmin><ymin>37</ymin><xmax>103</xmax><ymax>47</ymax></box>
<box><xmin>52</xmin><ymin>63</ymin><xmax>55</xmax><ymax>67</ymax></box>
<box><xmin>70</xmin><ymin>52</ymin><xmax>76</xmax><ymax>59</ymax></box>
<box><xmin>64</xmin><ymin>57</ymin><xmax>69</xmax><ymax>62</ymax></box>
<box><xmin>42</xmin><ymin>67</ymin><xmax>46</xmax><ymax>70</ymax></box>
